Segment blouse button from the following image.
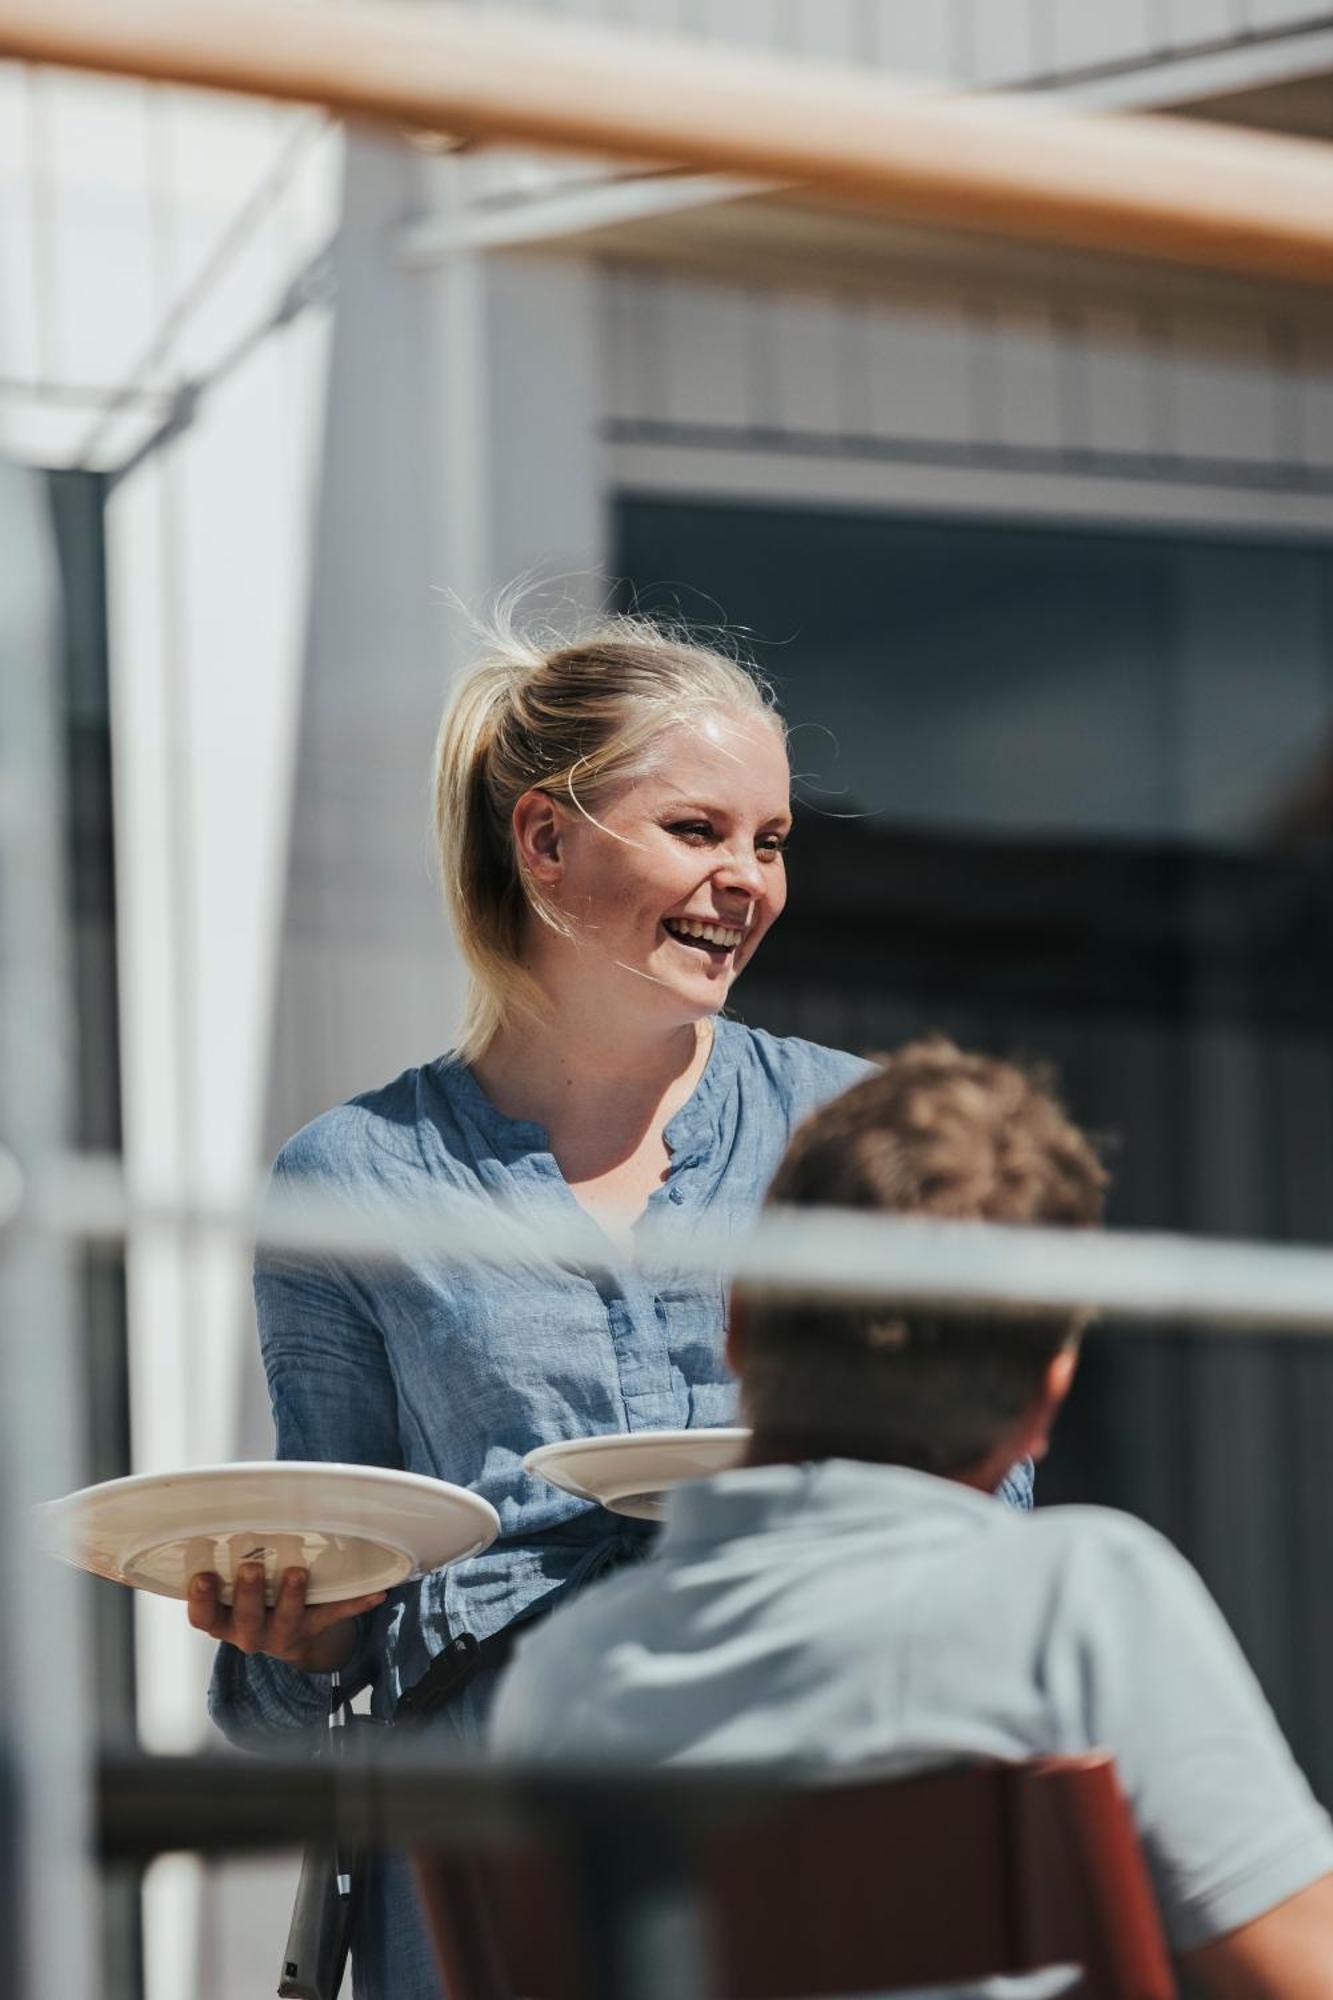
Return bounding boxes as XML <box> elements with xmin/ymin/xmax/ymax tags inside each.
<box><xmin>668</xmin><ymin>1186</ymin><xmax>685</xmax><ymax>1205</ymax></box>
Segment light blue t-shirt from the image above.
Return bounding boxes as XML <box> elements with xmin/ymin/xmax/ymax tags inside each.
<box><xmin>492</xmin><ymin>1459</ymin><xmax>1333</xmax><ymax>1972</ymax></box>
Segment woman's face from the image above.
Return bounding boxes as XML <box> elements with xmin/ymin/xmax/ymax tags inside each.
<box><xmin>526</xmin><ymin>710</ymin><xmax>792</xmax><ymax>1024</ymax></box>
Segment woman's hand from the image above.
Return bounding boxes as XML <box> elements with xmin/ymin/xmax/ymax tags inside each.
<box><xmin>187</xmin><ymin>1563</ymin><xmax>387</xmax><ymax>1675</ymax></box>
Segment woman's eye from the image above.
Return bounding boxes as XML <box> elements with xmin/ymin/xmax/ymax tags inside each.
<box><xmin>666</xmin><ymin>820</ymin><xmax>788</xmax><ymax>856</ymax></box>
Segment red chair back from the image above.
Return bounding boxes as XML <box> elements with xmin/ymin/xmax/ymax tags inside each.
<box><xmin>416</xmin><ymin>1754</ymin><xmax>1175</xmax><ymax>2000</ymax></box>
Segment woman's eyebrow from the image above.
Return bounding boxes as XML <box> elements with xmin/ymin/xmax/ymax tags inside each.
<box><xmin>658</xmin><ymin>797</ymin><xmax>793</xmax><ymax>827</ymax></box>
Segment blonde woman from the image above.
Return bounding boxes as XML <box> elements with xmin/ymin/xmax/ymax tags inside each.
<box><xmin>196</xmin><ymin>620</ymin><xmax>1030</xmax><ymax>1997</ymax></box>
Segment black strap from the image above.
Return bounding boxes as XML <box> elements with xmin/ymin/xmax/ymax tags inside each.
<box><xmin>392</xmin><ymin>1529</ymin><xmax>654</xmax><ymax>1726</ymax></box>
<box><xmin>393</xmin><ymin>1585</ymin><xmax>565</xmax><ymax>1725</ymax></box>
<box><xmin>393</xmin><ymin>1633</ymin><xmax>481</xmax><ymax>1724</ymax></box>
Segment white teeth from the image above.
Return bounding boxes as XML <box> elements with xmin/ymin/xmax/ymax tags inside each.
<box><xmin>665</xmin><ymin>918</ymin><xmax>745</xmax><ymax>949</ymax></box>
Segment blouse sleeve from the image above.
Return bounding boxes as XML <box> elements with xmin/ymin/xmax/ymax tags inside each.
<box><xmin>207</xmin><ymin>1152</ymin><xmax>404</xmax><ymax>1747</ymax></box>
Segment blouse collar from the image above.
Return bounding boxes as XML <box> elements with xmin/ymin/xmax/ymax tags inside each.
<box><xmin>436</xmin><ymin>1014</ymin><xmax>739</xmax><ymax>1159</ymax></box>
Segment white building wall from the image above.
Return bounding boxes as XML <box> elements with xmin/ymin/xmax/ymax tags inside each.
<box><xmin>600</xmin><ymin>262</ymin><xmax>1333</xmax><ymax>537</ymax></box>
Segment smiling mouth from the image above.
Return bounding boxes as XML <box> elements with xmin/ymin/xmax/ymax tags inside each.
<box><xmin>662</xmin><ymin>916</ymin><xmax>746</xmax><ymax>961</ymax></box>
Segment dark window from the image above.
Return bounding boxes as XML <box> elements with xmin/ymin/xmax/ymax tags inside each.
<box><xmin>617</xmin><ymin>495</ymin><xmax>1333</xmax><ymax>1797</ymax></box>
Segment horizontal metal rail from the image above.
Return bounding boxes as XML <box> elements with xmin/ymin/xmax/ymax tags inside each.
<box><xmin>8</xmin><ymin>1146</ymin><xmax>1333</xmax><ymax>1335</ymax></box>
<box><xmin>97</xmin><ymin>1746</ymin><xmax>783</xmax><ymax>1862</ymax></box>
<box><xmin>100</xmin><ymin>1748</ymin><xmax>768</xmax><ymax>2000</ymax></box>
<box><xmin>3</xmin><ymin>0</ymin><xmax>1333</xmax><ymax>291</ymax></box>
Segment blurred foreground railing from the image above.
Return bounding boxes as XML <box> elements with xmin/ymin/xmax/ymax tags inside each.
<box><xmin>98</xmin><ymin>1743</ymin><xmax>780</xmax><ymax>1860</ymax></box>
<box><xmin>13</xmin><ymin>1146</ymin><xmax>1333</xmax><ymax>1335</ymax></box>
<box><xmin>100</xmin><ymin>1746</ymin><xmax>786</xmax><ymax>2000</ymax></box>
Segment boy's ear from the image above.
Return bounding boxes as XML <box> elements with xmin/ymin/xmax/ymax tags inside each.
<box><xmin>1023</xmin><ymin>1340</ymin><xmax>1081</xmax><ymax>1463</ymax></box>
<box><xmin>1049</xmin><ymin>1341</ymin><xmax>1079</xmax><ymax>1405</ymax></box>
<box><xmin>724</xmin><ymin>1291</ymin><xmax>748</xmax><ymax>1376</ymax></box>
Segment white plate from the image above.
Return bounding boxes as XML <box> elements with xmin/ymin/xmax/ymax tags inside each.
<box><xmin>40</xmin><ymin>1462</ymin><xmax>500</xmax><ymax>1605</ymax></box>
<box><xmin>524</xmin><ymin>1428</ymin><xmax>750</xmax><ymax>1521</ymax></box>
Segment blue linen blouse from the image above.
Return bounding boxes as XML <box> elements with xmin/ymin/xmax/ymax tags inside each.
<box><xmin>207</xmin><ymin>1018</ymin><xmax>1032</xmax><ymax>1998</ymax></box>
<box><xmin>209</xmin><ymin>1022</ymin><xmax>871</xmax><ymax>1742</ymax></box>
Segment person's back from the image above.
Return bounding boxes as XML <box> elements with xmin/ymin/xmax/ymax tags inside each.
<box><xmin>493</xmin><ymin>1040</ymin><xmax>1333</xmax><ymax>2000</ymax></box>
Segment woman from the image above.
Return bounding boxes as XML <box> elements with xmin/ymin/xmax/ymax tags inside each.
<box><xmin>195</xmin><ymin>618</ymin><xmax>1032</xmax><ymax>1997</ymax></box>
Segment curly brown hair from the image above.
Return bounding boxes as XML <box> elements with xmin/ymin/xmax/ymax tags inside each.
<box><xmin>739</xmin><ymin>1038</ymin><xmax>1108</xmax><ymax>1475</ymax></box>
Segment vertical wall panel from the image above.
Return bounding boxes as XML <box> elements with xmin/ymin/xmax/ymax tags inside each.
<box><xmin>1269</xmin><ymin>323</ymin><xmax>1307</xmax><ymax>465</ymax></box>
<box><xmin>831</xmin><ymin>296</ymin><xmax>871</xmax><ymax>436</ymax></box>
<box><xmin>870</xmin><ymin>4</ymin><xmax>955</xmax><ymax>72</ymax></box>
<box><xmin>711</xmin><ymin>0</ymin><xmax>784</xmax><ymax>46</ymax></box>
<box><xmin>1165</xmin><ymin>0</ymin><xmax>1241</xmax><ymax>42</ymax></box>
<box><xmin>1050</xmin><ymin>0</ymin><xmax>1157</xmax><ymax>69</ymax></box>
<box><xmin>603</xmin><ymin>264</ymin><xmax>1333</xmax><ymax>491</ymax></box>
<box><xmin>621</xmin><ymin>0</ymin><xmax>685</xmax><ymax>28</ymax></box>
<box><xmin>455</xmin><ymin>0</ymin><xmax>1326</xmax><ymax>50</ymax></box>
<box><xmin>602</xmin><ymin>266</ymin><xmax>638</xmax><ymax>426</ymax></box>
<box><xmin>790</xmin><ymin>0</ymin><xmax>861</xmax><ymax>57</ymax></box>
<box><xmin>973</xmin><ymin>0</ymin><xmax>1039</xmax><ymax>82</ymax></box>
<box><xmin>0</xmin><ymin>64</ymin><xmax>41</xmax><ymax>383</ymax></box>
<box><xmin>1170</xmin><ymin>318</ymin><xmax>1280</xmax><ymax>464</ymax></box>
<box><xmin>991</xmin><ymin>304</ymin><xmax>1067</xmax><ymax>449</ymax></box>
<box><xmin>1299</xmin><ymin>342</ymin><xmax>1333</xmax><ymax>471</ymax></box>
<box><xmin>1081</xmin><ymin>306</ymin><xmax>1158</xmax><ymax>457</ymax></box>
<box><xmin>767</xmin><ymin>291</ymin><xmax>846</xmax><ymax>435</ymax></box>
<box><xmin>602</xmin><ymin>265</ymin><xmax>665</xmax><ymax>424</ymax></box>
<box><xmin>862</xmin><ymin>290</ymin><xmax>977</xmax><ymax>443</ymax></box>
<box><xmin>659</xmin><ymin>276</ymin><xmax>754</xmax><ymax>427</ymax></box>
<box><xmin>1245</xmin><ymin>0</ymin><xmax>1327</xmax><ymax>26</ymax></box>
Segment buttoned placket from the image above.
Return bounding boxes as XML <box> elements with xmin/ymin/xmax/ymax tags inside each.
<box><xmin>450</xmin><ymin>1041</ymin><xmax>727</xmax><ymax>1435</ymax></box>
<box><xmin>603</xmin><ymin>1096</ymin><xmax>717</xmax><ymax>1430</ymax></box>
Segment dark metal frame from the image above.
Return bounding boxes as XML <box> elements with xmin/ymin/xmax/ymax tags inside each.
<box><xmin>99</xmin><ymin>1749</ymin><xmax>786</xmax><ymax>2000</ymax></box>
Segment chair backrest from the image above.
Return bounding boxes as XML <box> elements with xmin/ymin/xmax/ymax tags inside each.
<box><xmin>415</xmin><ymin>1754</ymin><xmax>1175</xmax><ymax>2000</ymax></box>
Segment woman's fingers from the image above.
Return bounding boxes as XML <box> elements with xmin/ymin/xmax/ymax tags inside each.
<box><xmin>185</xmin><ymin>1566</ymin><xmax>386</xmax><ymax>1661</ymax></box>
<box><xmin>303</xmin><ymin>1591</ymin><xmax>387</xmax><ymax>1637</ymax></box>
<box><xmin>229</xmin><ymin>1561</ymin><xmax>269</xmax><ymax>1651</ymax></box>
<box><xmin>267</xmin><ymin>1566</ymin><xmax>311</xmax><ymax>1653</ymax></box>
<box><xmin>186</xmin><ymin>1569</ymin><xmax>227</xmax><ymax>1636</ymax></box>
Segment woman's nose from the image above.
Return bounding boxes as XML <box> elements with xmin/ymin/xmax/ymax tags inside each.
<box><xmin>713</xmin><ymin>847</ymin><xmax>767</xmax><ymax>897</ymax></box>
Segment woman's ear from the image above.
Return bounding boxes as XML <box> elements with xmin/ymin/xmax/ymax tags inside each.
<box><xmin>512</xmin><ymin>790</ymin><xmax>565</xmax><ymax>885</ymax></box>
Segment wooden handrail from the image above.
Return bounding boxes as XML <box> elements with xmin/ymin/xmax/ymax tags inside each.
<box><xmin>2</xmin><ymin>0</ymin><xmax>1332</xmax><ymax>290</ymax></box>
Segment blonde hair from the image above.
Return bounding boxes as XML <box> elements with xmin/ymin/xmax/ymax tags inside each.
<box><xmin>433</xmin><ymin>612</ymin><xmax>784</xmax><ymax>1060</ymax></box>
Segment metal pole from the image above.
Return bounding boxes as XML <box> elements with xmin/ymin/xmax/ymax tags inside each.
<box><xmin>0</xmin><ymin>463</ymin><xmax>98</xmax><ymax>2000</ymax></box>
